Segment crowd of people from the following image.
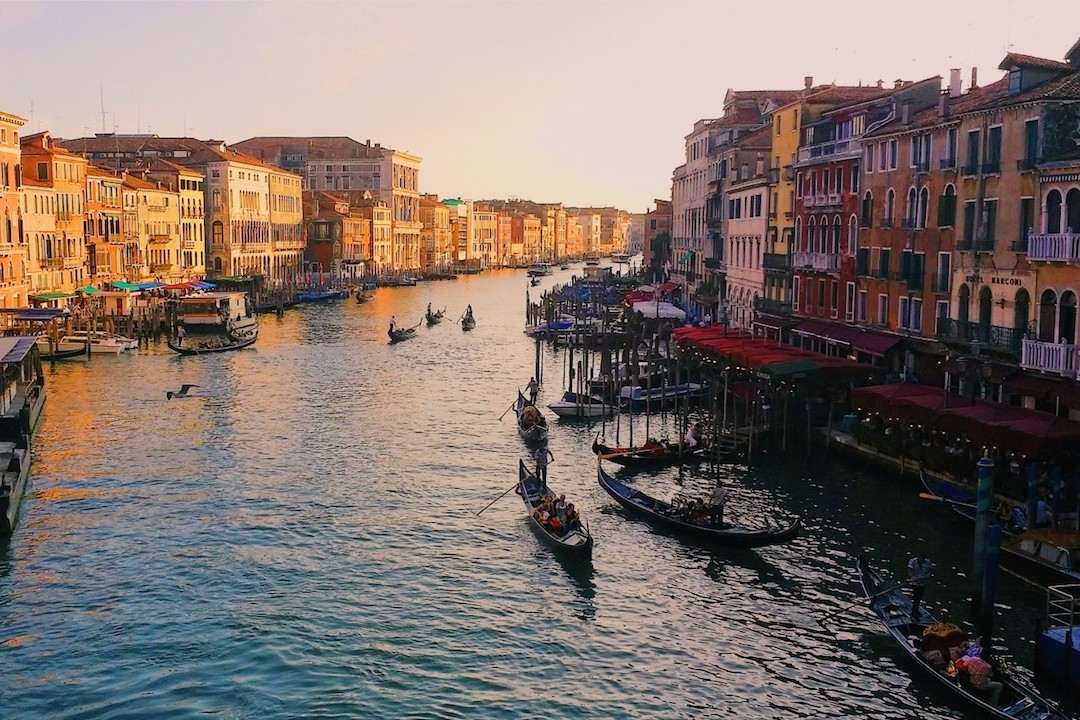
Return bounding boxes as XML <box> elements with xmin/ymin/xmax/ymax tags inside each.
<box><xmin>532</xmin><ymin>492</ymin><xmax>581</xmax><ymax>538</ymax></box>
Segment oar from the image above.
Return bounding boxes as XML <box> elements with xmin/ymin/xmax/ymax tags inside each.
<box><xmin>918</xmin><ymin>491</ymin><xmax>977</xmax><ymax>510</ymax></box>
<box><xmin>818</xmin><ymin>585</ymin><xmax>898</xmax><ymax>626</ymax></box>
<box><xmin>476</xmin><ymin>482</ymin><xmax>519</xmax><ymax>516</ymax></box>
<box><xmin>498</xmin><ymin>391</ymin><xmax>521</xmax><ymax>421</ymax></box>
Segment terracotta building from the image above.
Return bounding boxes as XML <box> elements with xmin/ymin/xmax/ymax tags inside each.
<box><xmin>303</xmin><ymin>191</ymin><xmax>371</xmax><ymax>281</ymax></box>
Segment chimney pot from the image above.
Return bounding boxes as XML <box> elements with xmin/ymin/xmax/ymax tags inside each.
<box><xmin>804</xmin><ymin>75</ymin><xmax>813</xmax><ymax>90</ymax></box>
<box><xmin>938</xmin><ymin>91</ymin><xmax>947</xmax><ymax>118</ymax></box>
<box><xmin>876</xmin><ymin>79</ymin><xmax>884</xmax><ymax>89</ymax></box>
<box><xmin>971</xmin><ymin>67</ymin><xmax>979</xmax><ymax>89</ymax></box>
<box><xmin>949</xmin><ymin>68</ymin><xmax>962</xmax><ymax>98</ymax></box>
<box><xmin>894</xmin><ymin>78</ymin><xmax>904</xmax><ymax>89</ymax></box>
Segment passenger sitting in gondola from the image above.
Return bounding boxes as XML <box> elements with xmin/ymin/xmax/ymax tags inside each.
<box><xmin>955</xmin><ymin>654</ymin><xmax>1002</xmax><ymax>705</ymax></box>
<box><xmin>685</xmin><ymin>422</ymin><xmax>706</xmax><ymax>450</ymax></box>
<box><xmin>548</xmin><ymin>513</ymin><xmax>564</xmax><ymax>534</ymax></box>
<box><xmin>554</xmin><ymin>494</ymin><xmax>567</xmax><ymax>517</ymax></box>
<box><xmin>565</xmin><ymin>504</ymin><xmax>580</xmax><ymax>532</ymax></box>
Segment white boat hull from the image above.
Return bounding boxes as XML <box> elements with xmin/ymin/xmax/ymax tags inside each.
<box><xmin>547</xmin><ymin>402</ymin><xmax>611</xmax><ymax>418</ymax></box>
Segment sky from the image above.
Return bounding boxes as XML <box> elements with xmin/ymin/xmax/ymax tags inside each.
<box><xmin>5</xmin><ymin>0</ymin><xmax>1080</xmax><ymax>211</ymax></box>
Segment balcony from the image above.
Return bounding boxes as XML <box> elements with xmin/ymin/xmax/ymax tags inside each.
<box><xmin>151</xmin><ymin>263</ymin><xmax>174</xmax><ymax>274</ymax></box>
<box><xmin>703</xmin><ymin>257</ymin><xmax>726</xmax><ymax>271</ymax></box>
<box><xmin>881</xmin><ymin>218</ymin><xmax>894</xmax><ymax>229</ymax></box>
<box><xmin>754</xmin><ymin>296</ymin><xmax>792</xmax><ymax>316</ymax></box>
<box><xmin>797</xmin><ymin>137</ymin><xmax>860</xmax><ymax>164</ymax></box>
<box><xmin>762</xmin><ymin>253</ymin><xmax>790</xmax><ymax>271</ymax></box>
<box><xmin>180</xmin><ymin>238</ymin><xmax>197</xmax><ymax>250</ymax></box>
<box><xmin>1027</xmin><ymin>232</ymin><xmax>1080</xmax><ymax>262</ymax></box>
<box><xmin>1022</xmin><ymin>338</ymin><xmax>1080</xmax><ymax>377</ymax></box>
<box><xmin>783</xmin><ymin>166</ymin><xmax>795</xmax><ymax>182</ymax></box>
<box><xmin>957</xmin><ymin>238</ymin><xmax>995</xmax><ymax>253</ymax></box>
<box><xmin>937</xmin><ymin>319</ymin><xmax>1024</xmax><ymax>354</ymax></box>
<box><xmin>148</xmin><ymin>234</ymin><xmax>172</xmax><ymax>244</ymax></box>
<box><xmin>982</xmin><ymin>160</ymin><xmax>1001</xmax><ymax>174</ymax></box>
<box><xmin>43</xmin><ymin>257</ymin><xmax>64</xmax><ymax>269</ymax></box>
<box><xmin>792</xmin><ymin>251</ymin><xmax>840</xmax><ymax>272</ymax></box>
<box><xmin>940</xmin><ymin>156</ymin><xmax>957</xmax><ymax>170</ymax></box>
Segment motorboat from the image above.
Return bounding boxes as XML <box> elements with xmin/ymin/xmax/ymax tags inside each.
<box><xmin>60</xmin><ymin>330</ymin><xmax>137</xmax><ymax>354</ymax></box>
<box><xmin>547</xmin><ymin>391</ymin><xmax>612</xmax><ymax>419</ymax></box>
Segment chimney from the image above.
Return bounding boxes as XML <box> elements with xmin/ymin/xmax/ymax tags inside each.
<box><xmin>901</xmin><ymin>102</ymin><xmax>911</xmax><ymax>124</ymax></box>
<box><xmin>804</xmin><ymin>75</ymin><xmax>814</xmax><ymax>90</ymax></box>
<box><xmin>949</xmin><ymin>68</ymin><xmax>962</xmax><ymax>98</ymax></box>
<box><xmin>938</xmin><ymin>91</ymin><xmax>947</xmax><ymax>118</ymax></box>
<box><xmin>875</xmin><ymin>79</ymin><xmax>884</xmax><ymax>89</ymax></box>
<box><xmin>894</xmin><ymin>78</ymin><xmax>904</xmax><ymax>89</ymax></box>
<box><xmin>971</xmin><ymin>67</ymin><xmax>979</xmax><ymax>90</ymax></box>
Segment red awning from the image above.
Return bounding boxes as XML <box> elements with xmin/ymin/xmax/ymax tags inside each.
<box><xmin>793</xmin><ymin>319</ymin><xmax>902</xmax><ymax>357</ymax></box>
<box><xmin>1005</xmin><ymin>372</ymin><xmax>1080</xmax><ymax>407</ymax></box>
<box><xmin>933</xmin><ymin>401</ymin><xmax>1031</xmax><ymax>437</ymax></box>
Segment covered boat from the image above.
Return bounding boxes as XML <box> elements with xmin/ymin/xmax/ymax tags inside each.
<box><xmin>169</xmin><ymin>292</ymin><xmax>258</xmax><ymax>355</ymax></box>
<box><xmin>517</xmin><ymin>460</ymin><xmax>592</xmax><ymax>557</ymax></box>
<box><xmin>619</xmin><ymin>382</ymin><xmax>703</xmax><ymax>412</ymax></box>
<box><xmin>856</xmin><ymin>555</ymin><xmax>1065</xmax><ymax>719</ymax></box>
<box><xmin>597</xmin><ymin>465</ymin><xmax>800</xmax><ymax>546</ymax></box>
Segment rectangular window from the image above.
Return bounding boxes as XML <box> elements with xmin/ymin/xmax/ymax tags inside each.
<box><xmin>936</xmin><ymin>300</ymin><xmax>949</xmax><ymax>334</ymax></box>
<box><xmin>1020</xmin><ymin>198</ymin><xmax>1034</xmax><ymax>248</ymax></box>
<box><xmin>879</xmin><ymin>248</ymin><xmax>891</xmax><ymax>278</ymax></box>
<box><xmin>818</xmin><ymin>279</ymin><xmax>826</xmax><ymax>308</ymax></box>
<box><xmin>879</xmin><ymin>142</ymin><xmax>887</xmax><ymax>171</ymax></box>
<box><xmin>1024</xmin><ymin>119</ymin><xmax>1039</xmax><ymax>163</ymax></box>
<box><xmin>899</xmin><ymin>297</ymin><xmax>910</xmax><ymax>329</ymax></box>
<box><xmin>865</xmin><ymin>145</ymin><xmax>874</xmax><ymax>173</ymax></box>
<box><xmin>963</xmin><ymin>201</ymin><xmax>977</xmax><ymax>244</ymax></box>
<box><xmin>831</xmin><ymin>281</ymin><xmax>839</xmax><ymax>318</ymax></box>
<box><xmin>983</xmin><ymin>199</ymin><xmax>997</xmax><ymax>245</ymax></box>
<box><xmin>889</xmin><ymin>139</ymin><xmax>898</xmax><ymax>169</ymax></box>
<box><xmin>858</xmin><ymin>290</ymin><xmax>868</xmax><ymax>321</ymax></box>
<box><xmin>845</xmin><ymin>282</ymin><xmax>855</xmax><ymax>322</ymax></box>
<box><xmin>946</xmin><ymin>127</ymin><xmax>958</xmax><ymax>165</ymax></box>
<box><xmin>911</xmin><ymin>298</ymin><xmax>923</xmax><ymax>332</ymax></box>
<box><xmin>878</xmin><ymin>294</ymin><xmax>888</xmax><ymax>325</ymax></box>
<box><xmin>987</xmin><ymin>126</ymin><xmax>1002</xmax><ymax>168</ymax></box>
<box><xmin>937</xmin><ymin>252</ymin><xmax>951</xmax><ymax>293</ymax></box>
<box><xmin>851</xmin><ymin>165</ymin><xmax>860</xmax><ymax>194</ymax></box>
<box><xmin>36</xmin><ymin>162</ymin><xmax>47</xmax><ymax>181</ymax></box>
<box><xmin>966</xmin><ymin>130</ymin><xmax>980</xmax><ymax>171</ymax></box>
<box><xmin>792</xmin><ymin>276</ymin><xmax>800</xmax><ymax>310</ymax></box>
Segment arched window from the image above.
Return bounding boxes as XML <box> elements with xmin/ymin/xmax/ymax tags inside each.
<box><xmin>1039</xmin><ymin>289</ymin><xmax>1057</xmax><ymax>341</ymax></box>
<box><xmin>848</xmin><ymin>215</ymin><xmax>859</xmax><ymax>254</ymax></box>
<box><xmin>918</xmin><ymin>187</ymin><xmax>929</xmax><ymax>228</ymax></box>
<box><xmin>1067</xmin><ymin>188</ymin><xmax>1080</xmax><ymax>233</ymax></box>
<box><xmin>1015</xmin><ymin>289</ymin><xmax>1030</xmax><ymax>336</ymax></box>
<box><xmin>885</xmin><ymin>188</ymin><xmax>895</xmax><ymax>225</ymax></box>
<box><xmin>832</xmin><ymin>215</ymin><xmax>842</xmax><ymax>254</ymax></box>
<box><xmin>794</xmin><ymin>217</ymin><xmax>802</xmax><ymax>251</ymax></box>
<box><xmin>1060</xmin><ymin>291</ymin><xmax>1077</xmax><ymax>344</ymax></box>
<box><xmin>807</xmin><ymin>217</ymin><xmax>815</xmax><ymax>254</ymax></box>
<box><xmin>213</xmin><ymin>256</ymin><xmax>223</xmax><ymax>273</ymax></box>
<box><xmin>906</xmin><ymin>187</ymin><xmax>917</xmax><ymax>226</ymax></box>
<box><xmin>978</xmin><ymin>287</ymin><xmax>993</xmax><ymax>334</ymax></box>
<box><xmin>958</xmin><ymin>283</ymin><xmax>971</xmax><ymax>325</ymax></box>
<box><xmin>861</xmin><ymin>190</ymin><xmax>873</xmax><ymax>227</ymax></box>
<box><xmin>940</xmin><ymin>184</ymin><xmax>957</xmax><ymax>227</ymax></box>
<box><xmin>1046</xmin><ymin>189</ymin><xmax>1063</xmax><ymax>233</ymax></box>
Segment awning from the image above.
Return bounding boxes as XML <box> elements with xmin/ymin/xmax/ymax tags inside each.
<box><xmin>111</xmin><ymin>281</ymin><xmax>141</xmax><ymax>291</ymax></box>
<box><xmin>76</xmin><ymin>285</ymin><xmax>99</xmax><ymax>295</ymax></box>
<box><xmin>0</xmin><ymin>337</ymin><xmax>37</xmax><ymax>364</ymax></box>
<box><xmin>793</xmin><ymin>319</ymin><xmax>901</xmax><ymax>357</ymax></box>
<box><xmin>134</xmin><ymin>281</ymin><xmax>164</xmax><ymax>290</ymax></box>
<box><xmin>0</xmin><ymin>308</ymin><xmax>67</xmax><ymax>321</ymax></box>
<box><xmin>1005</xmin><ymin>372</ymin><xmax>1080</xmax><ymax>407</ymax></box>
<box><xmin>632</xmin><ymin>301</ymin><xmax>686</xmax><ymax>320</ymax></box>
<box><xmin>31</xmin><ymin>291</ymin><xmax>74</xmax><ymax>302</ymax></box>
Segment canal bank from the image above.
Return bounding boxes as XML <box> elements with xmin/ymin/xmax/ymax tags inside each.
<box><xmin>0</xmin><ymin>266</ymin><xmax>1073</xmax><ymax>719</ymax></box>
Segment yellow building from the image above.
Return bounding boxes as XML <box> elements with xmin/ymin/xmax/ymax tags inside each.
<box><xmin>0</xmin><ymin>110</ymin><xmax>28</xmax><ymax>307</ymax></box>
<box><xmin>143</xmin><ymin>160</ymin><xmax>206</xmax><ymax>280</ymax></box>
<box><xmin>420</xmin><ymin>195</ymin><xmax>452</xmax><ymax>271</ymax></box>
<box><xmin>355</xmin><ymin>192</ymin><xmax>392</xmax><ymax>271</ymax></box>
<box><xmin>121</xmin><ymin>174</ymin><xmax>182</xmax><ymax>282</ymax></box>
<box><xmin>268</xmin><ymin>168</ymin><xmax>304</xmax><ymax>284</ymax></box>
<box><xmin>472</xmin><ymin>206</ymin><xmax>498</xmax><ymax>268</ymax></box>
<box><xmin>84</xmin><ymin>165</ymin><xmax>124</xmax><ymax>282</ymax></box>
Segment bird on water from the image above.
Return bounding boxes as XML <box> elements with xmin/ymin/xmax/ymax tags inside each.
<box><xmin>166</xmin><ymin>384</ymin><xmax>200</xmax><ymax>400</ymax></box>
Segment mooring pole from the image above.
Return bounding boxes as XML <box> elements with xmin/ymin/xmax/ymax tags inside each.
<box><xmin>972</xmin><ymin>453</ymin><xmax>1001</xmax><ymax>650</ymax></box>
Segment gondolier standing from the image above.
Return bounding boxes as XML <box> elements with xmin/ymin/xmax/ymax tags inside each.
<box><xmin>534</xmin><ymin>446</ymin><xmax>554</xmax><ymax>490</ymax></box>
<box><xmin>709</xmin><ymin>482</ymin><xmax>728</xmax><ymax>527</ymax></box>
<box><xmin>527</xmin><ymin>376</ymin><xmax>539</xmax><ymax>406</ymax></box>
<box><xmin>907</xmin><ymin>554</ymin><xmax>934</xmax><ymax>617</ymax></box>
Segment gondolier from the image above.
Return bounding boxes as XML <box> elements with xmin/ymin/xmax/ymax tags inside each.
<box><xmin>907</xmin><ymin>554</ymin><xmax>934</xmax><ymax>617</ymax></box>
<box><xmin>709</xmin><ymin>482</ymin><xmax>728</xmax><ymax>527</ymax></box>
<box><xmin>534</xmin><ymin>446</ymin><xmax>554</xmax><ymax>489</ymax></box>
<box><xmin>527</xmin><ymin>377</ymin><xmax>539</xmax><ymax>405</ymax></box>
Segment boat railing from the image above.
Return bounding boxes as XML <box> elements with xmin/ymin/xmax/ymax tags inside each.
<box><xmin>1046</xmin><ymin>584</ymin><xmax>1080</xmax><ymax>629</ymax></box>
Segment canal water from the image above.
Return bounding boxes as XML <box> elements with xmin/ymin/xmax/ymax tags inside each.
<box><xmin>0</xmin><ymin>266</ymin><xmax>1063</xmax><ymax>719</ymax></box>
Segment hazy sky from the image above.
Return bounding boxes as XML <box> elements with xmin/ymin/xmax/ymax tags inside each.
<box><xmin>6</xmin><ymin>1</ymin><xmax>1080</xmax><ymax>210</ymax></box>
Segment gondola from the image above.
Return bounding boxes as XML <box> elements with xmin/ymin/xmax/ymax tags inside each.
<box><xmin>529</xmin><ymin>277</ymin><xmax>541</xmax><ymax>286</ymax></box>
<box><xmin>856</xmin><ymin>554</ymin><xmax>1065</xmax><ymax>720</ymax></box>
<box><xmin>597</xmin><ymin>464</ymin><xmax>800</xmax><ymax>546</ymax></box>
<box><xmin>593</xmin><ymin>433</ymin><xmax>712</xmax><ymax>467</ymax></box>
<box><xmin>425</xmin><ymin>307</ymin><xmax>446</xmax><ymax>326</ymax></box>
<box><xmin>168</xmin><ymin>333</ymin><xmax>257</xmax><ymax>355</ymax></box>
<box><xmin>355</xmin><ymin>291</ymin><xmax>374</xmax><ymax>304</ymax></box>
<box><xmin>517</xmin><ymin>460</ymin><xmax>592</xmax><ymax>557</ymax></box>
<box><xmin>514</xmin><ymin>391</ymin><xmax>548</xmax><ymax>443</ymax></box>
<box><xmin>461</xmin><ymin>315</ymin><xmax>477</xmax><ymax>331</ymax></box>
<box><xmin>388</xmin><ymin>319</ymin><xmax>421</xmax><ymax>344</ymax></box>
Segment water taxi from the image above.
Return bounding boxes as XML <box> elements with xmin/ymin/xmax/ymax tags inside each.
<box><xmin>169</xmin><ymin>292</ymin><xmax>258</xmax><ymax>355</ymax></box>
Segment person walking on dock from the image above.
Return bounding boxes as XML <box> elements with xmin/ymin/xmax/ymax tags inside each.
<box><xmin>907</xmin><ymin>554</ymin><xmax>935</xmax><ymax>618</ymax></box>
<box><xmin>534</xmin><ymin>446</ymin><xmax>554</xmax><ymax>490</ymax></box>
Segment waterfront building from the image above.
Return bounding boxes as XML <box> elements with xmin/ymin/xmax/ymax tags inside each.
<box><xmin>578</xmin><ymin>212</ymin><xmax>601</xmax><ymax>258</ymax></box>
<box><xmin>441</xmin><ymin>198</ymin><xmax>472</xmax><ymax>264</ymax></box>
<box><xmin>791</xmin><ymin>78</ymin><xmax>940</xmax><ymax>363</ymax></box>
<box><xmin>21</xmin><ymin>131</ymin><xmax>87</xmax><ymax>298</ymax></box>
<box><xmin>642</xmin><ymin>199</ymin><xmax>672</xmax><ymax>274</ymax></box>
<box><xmin>303</xmin><ymin>191</ymin><xmax>371</xmax><ymax>280</ymax></box>
<box><xmin>352</xmin><ymin>192</ymin><xmax>392</xmax><ymax>272</ymax></box>
<box><xmin>20</xmin><ymin>182</ymin><xmax>57</xmax><ymax>302</ymax></box>
<box><xmin>723</xmin><ymin>153</ymin><xmax>771</xmax><ymax>328</ymax></box>
<box><xmin>472</xmin><ymin>206</ymin><xmax>498</xmax><ymax>268</ymax></box>
<box><xmin>83</xmin><ymin>165</ymin><xmax>123</xmax><ymax>282</ymax></box>
<box><xmin>231</xmin><ymin>137</ymin><xmax>422</xmax><ymax>273</ymax></box>
<box><xmin>512</xmin><ymin>213</ymin><xmax>542</xmax><ymax>263</ymax></box>
<box><xmin>140</xmin><ymin>159</ymin><xmax>206</xmax><ymax>280</ymax></box>
<box><xmin>119</xmin><ymin>173</ymin><xmax>182</xmax><ymax>282</ymax></box>
<box><xmin>59</xmin><ymin>135</ymin><xmax>303</xmax><ymax>284</ymax></box>
<box><xmin>496</xmin><ymin>212</ymin><xmax>512</xmax><ymax>267</ymax></box>
<box><xmin>0</xmin><ymin>110</ymin><xmax>28</xmax><ymax>308</ymax></box>
<box><xmin>420</xmin><ymin>195</ymin><xmax>452</xmax><ymax>271</ymax></box>
<box><xmin>566</xmin><ymin>215</ymin><xmax>583</xmax><ymax>261</ymax></box>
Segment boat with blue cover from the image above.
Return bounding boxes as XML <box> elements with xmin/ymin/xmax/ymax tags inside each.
<box><xmin>298</xmin><ymin>289</ymin><xmax>349</xmax><ymax>303</ymax></box>
<box><xmin>619</xmin><ymin>382</ymin><xmax>703</xmax><ymax>412</ymax></box>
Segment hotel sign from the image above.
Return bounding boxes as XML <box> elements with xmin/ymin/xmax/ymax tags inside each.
<box><xmin>963</xmin><ymin>274</ymin><xmax>1024</xmax><ymax>287</ymax></box>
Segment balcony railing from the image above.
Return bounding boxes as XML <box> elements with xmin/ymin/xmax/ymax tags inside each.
<box><xmin>1027</xmin><ymin>232</ymin><xmax>1080</xmax><ymax>262</ymax></box>
<box><xmin>762</xmin><ymin>253</ymin><xmax>790</xmax><ymax>270</ymax></box>
<box><xmin>783</xmin><ymin>166</ymin><xmax>795</xmax><ymax>181</ymax></box>
<box><xmin>797</xmin><ymin>137</ymin><xmax>860</xmax><ymax>164</ymax></box>
<box><xmin>937</xmin><ymin>319</ymin><xmax>1024</xmax><ymax>353</ymax></box>
<box><xmin>1017</xmin><ymin>157</ymin><xmax>1038</xmax><ymax>172</ymax></box>
<box><xmin>957</xmin><ymin>238</ymin><xmax>995</xmax><ymax>253</ymax></box>
<box><xmin>767</xmin><ymin>167</ymin><xmax>780</xmax><ymax>184</ymax></box>
<box><xmin>890</xmin><ymin>271</ymin><xmax>924</xmax><ymax>290</ymax></box>
<box><xmin>753</xmin><ymin>297</ymin><xmax>792</xmax><ymax>316</ymax></box>
<box><xmin>792</xmin><ymin>251</ymin><xmax>840</xmax><ymax>272</ymax></box>
<box><xmin>703</xmin><ymin>257</ymin><xmax>726</xmax><ymax>271</ymax></box>
<box><xmin>1022</xmin><ymin>338</ymin><xmax>1080</xmax><ymax>377</ymax></box>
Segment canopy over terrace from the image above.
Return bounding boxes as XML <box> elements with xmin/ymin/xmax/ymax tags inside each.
<box><xmin>852</xmin><ymin>383</ymin><xmax>1080</xmax><ymax>457</ymax></box>
<box><xmin>672</xmin><ymin>327</ymin><xmax>876</xmax><ymax>384</ymax></box>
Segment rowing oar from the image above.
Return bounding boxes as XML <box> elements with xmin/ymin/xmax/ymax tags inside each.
<box><xmin>918</xmin><ymin>491</ymin><xmax>977</xmax><ymax>510</ymax></box>
<box><xmin>817</xmin><ymin>585</ymin><xmax>897</xmax><ymax>627</ymax></box>
<box><xmin>498</xmin><ymin>394</ymin><xmax>519</xmax><ymax>421</ymax></box>
<box><xmin>476</xmin><ymin>483</ymin><xmax>519</xmax><ymax>516</ymax></box>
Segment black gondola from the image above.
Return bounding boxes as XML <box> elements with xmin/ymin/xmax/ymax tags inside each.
<box><xmin>356</xmin><ymin>291</ymin><xmax>374</xmax><ymax>304</ymax></box>
<box><xmin>168</xmin><ymin>334</ymin><xmax>257</xmax><ymax>355</ymax></box>
<box><xmin>856</xmin><ymin>554</ymin><xmax>1065</xmax><ymax>720</ymax></box>
<box><xmin>597</xmin><ymin>464</ymin><xmax>800</xmax><ymax>547</ymax></box>
<box><xmin>426</xmin><ymin>307</ymin><xmax>446</xmax><ymax>326</ymax></box>
<box><xmin>388</xmin><ymin>319</ymin><xmax>421</xmax><ymax>344</ymax></box>
<box><xmin>461</xmin><ymin>315</ymin><xmax>477</xmax><ymax>331</ymax></box>
<box><xmin>514</xmin><ymin>391</ymin><xmax>548</xmax><ymax>443</ymax></box>
<box><xmin>593</xmin><ymin>433</ymin><xmax>711</xmax><ymax>468</ymax></box>
<box><xmin>517</xmin><ymin>460</ymin><xmax>592</xmax><ymax>557</ymax></box>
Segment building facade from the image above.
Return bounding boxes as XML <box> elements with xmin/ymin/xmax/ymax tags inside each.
<box><xmin>0</xmin><ymin>111</ymin><xmax>28</xmax><ymax>307</ymax></box>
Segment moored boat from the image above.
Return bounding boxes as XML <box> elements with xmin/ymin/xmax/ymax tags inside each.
<box><xmin>526</xmin><ymin>262</ymin><xmax>553</xmax><ymax>277</ymax></box>
<box><xmin>169</xmin><ymin>291</ymin><xmax>258</xmax><ymax>355</ymax></box>
<box><xmin>856</xmin><ymin>554</ymin><xmax>1066</xmax><ymax>719</ymax></box>
<box><xmin>517</xmin><ymin>460</ymin><xmax>593</xmax><ymax>557</ymax></box>
<box><xmin>547</xmin><ymin>391</ymin><xmax>611</xmax><ymax>419</ymax></box>
<box><xmin>0</xmin><ymin>337</ymin><xmax>45</xmax><ymax>534</ymax></box>
<box><xmin>35</xmin><ymin>336</ymin><xmax>88</xmax><ymax>360</ymax></box>
<box><xmin>0</xmin><ymin>435</ymin><xmax>31</xmax><ymax>535</ymax></box>
<box><xmin>597</xmin><ymin>464</ymin><xmax>800</xmax><ymax>546</ymax></box>
<box><xmin>619</xmin><ymin>382</ymin><xmax>703</xmax><ymax>412</ymax></box>
<box><xmin>514</xmin><ymin>391</ymin><xmax>548</xmax><ymax>443</ymax></box>
<box><xmin>60</xmin><ymin>330</ymin><xmax>136</xmax><ymax>354</ymax></box>
<box><xmin>592</xmin><ymin>434</ymin><xmax>710</xmax><ymax>467</ymax></box>
<box><xmin>298</xmin><ymin>288</ymin><xmax>349</xmax><ymax>303</ymax></box>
